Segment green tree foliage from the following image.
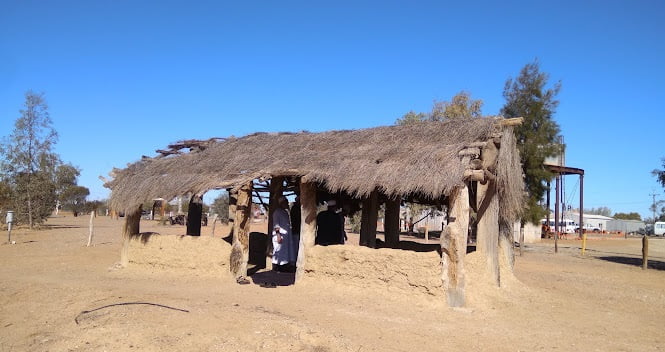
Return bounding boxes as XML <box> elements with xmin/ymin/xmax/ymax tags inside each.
<box><xmin>0</xmin><ymin>91</ymin><xmax>60</xmax><ymax>227</ymax></box>
<box><xmin>0</xmin><ymin>180</ymin><xmax>11</xmax><ymax>218</ymax></box>
<box><xmin>613</xmin><ymin>212</ymin><xmax>642</xmax><ymax>221</ymax></box>
<box><xmin>13</xmin><ymin>171</ymin><xmax>56</xmax><ymax>224</ymax></box>
<box><xmin>395</xmin><ymin>111</ymin><xmax>427</xmax><ymax>125</ymax></box>
<box><xmin>61</xmin><ymin>185</ymin><xmax>90</xmax><ymax>215</ymax></box>
<box><xmin>395</xmin><ymin>91</ymin><xmax>483</xmax><ymax>125</ymax></box>
<box><xmin>430</xmin><ymin>91</ymin><xmax>483</xmax><ymax>121</ymax></box>
<box><xmin>653</xmin><ymin>157</ymin><xmax>665</xmax><ymax>189</ymax></box>
<box><xmin>501</xmin><ymin>60</ymin><xmax>563</xmax><ymax>224</ymax></box>
<box><xmin>649</xmin><ymin>200</ymin><xmax>665</xmax><ymax>223</ymax></box>
<box><xmin>83</xmin><ymin>199</ymin><xmax>109</xmax><ymax>215</ymax></box>
<box><xmin>55</xmin><ymin>164</ymin><xmax>90</xmax><ymax>214</ymax></box>
<box><xmin>211</xmin><ymin>192</ymin><xmax>230</xmax><ymax>223</ymax></box>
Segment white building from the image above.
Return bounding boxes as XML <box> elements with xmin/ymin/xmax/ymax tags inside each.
<box><xmin>567</xmin><ymin>212</ymin><xmax>613</xmax><ymax>232</ymax></box>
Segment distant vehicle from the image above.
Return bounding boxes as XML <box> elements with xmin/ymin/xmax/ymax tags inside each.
<box><xmin>169</xmin><ymin>214</ymin><xmax>186</xmax><ymax>225</ymax></box>
<box><xmin>576</xmin><ymin>223</ymin><xmax>601</xmax><ymax>233</ymax></box>
<box><xmin>541</xmin><ymin>219</ymin><xmax>577</xmax><ymax>234</ymax></box>
<box><xmin>655</xmin><ymin>222</ymin><xmax>665</xmax><ymax>236</ymax></box>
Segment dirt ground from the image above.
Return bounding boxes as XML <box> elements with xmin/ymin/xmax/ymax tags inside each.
<box><xmin>1</xmin><ymin>215</ymin><xmax>664</xmax><ymax>352</ymax></box>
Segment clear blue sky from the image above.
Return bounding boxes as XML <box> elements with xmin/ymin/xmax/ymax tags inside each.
<box><xmin>1</xmin><ymin>1</ymin><xmax>664</xmax><ymax>219</ymax></box>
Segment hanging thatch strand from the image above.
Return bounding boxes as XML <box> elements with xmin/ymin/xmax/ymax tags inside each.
<box><xmin>105</xmin><ymin>117</ymin><xmax>522</xmax><ymax>214</ymax></box>
<box><xmin>496</xmin><ymin>125</ymin><xmax>526</xmax><ymax>223</ymax></box>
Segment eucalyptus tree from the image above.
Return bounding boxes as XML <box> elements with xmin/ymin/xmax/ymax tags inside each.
<box><xmin>395</xmin><ymin>91</ymin><xmax>483</xmax><ymax>125</ymax></box>
<box><xmin>0</xmin><ymin>91</ymin><xmax>60</xmax><ymax>227</ymax></box>
<box><xmin>653</xmin><ymin>157</ymin><xmax>665</xmax><ymax>189</ymax></box>
<box><xmin>501</xmin><ymin>60</ymin><xmax>563</xmax><ymax>224</ymax></box>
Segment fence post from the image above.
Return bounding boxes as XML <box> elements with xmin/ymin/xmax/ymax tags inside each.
<box><xmin>642</xmin><ymin>235</ymin><xmax>649</xmax><ymax>270</ymax></box>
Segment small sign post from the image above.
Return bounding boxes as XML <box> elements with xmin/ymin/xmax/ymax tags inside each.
<box><xmin>6</xmin><ymin>211</ymin><xmax>14</xmax><ymax>244</ymax></box>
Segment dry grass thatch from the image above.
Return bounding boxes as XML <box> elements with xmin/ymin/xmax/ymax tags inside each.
<box><xmin>106</xmin><ymin>117</ymin><xmax>523</xmax><ymax>214</ymax></box>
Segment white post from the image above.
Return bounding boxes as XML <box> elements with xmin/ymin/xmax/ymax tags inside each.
<box><xmin>6</xmin><ymin>211</ymin><xmax>14</xmax><ymax>244</ymax></box>
<box><xmin>87</xmin><ymin>211</ymin><xmax>95</xmax><ymax>247</ymax></box>
<box><xmin>211</xmin><ymin>214</ymin><xmax>218</xmax><ymax>237</ymax></box>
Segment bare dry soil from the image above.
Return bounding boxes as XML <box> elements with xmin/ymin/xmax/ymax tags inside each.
<box><xmin>1</xmin><ymin>215</ymin><xmax>664</xmax><ymax>351</ymax></box>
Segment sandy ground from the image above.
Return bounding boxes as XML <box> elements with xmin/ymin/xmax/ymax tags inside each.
<box><xmin>1</xmin><ymin>215</ymin><xmax>664</xmax><ymax>352</ymax></box>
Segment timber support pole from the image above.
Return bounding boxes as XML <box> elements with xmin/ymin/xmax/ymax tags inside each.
<box><xmin>227</xmin><ymin>188</ymin><xmax>237</xmax><ymax>240</ymax></box>
<box><xmin>441</xmin><ymin>185</ymin><xmax>469</xmax><ymax>307</ymax></box>
<box><xmin>642</xmin><ymin>235</ymin><xmax>649</xmax><ymax>270</ymax></box>
<box><xmin>296</xmin><ymin>181</ymin><xmax>317</xmax><ymax>282</ymax></box>
<box><xmin>267</xmin><ymin>177</ymin><xmax>284</xmax><ymax>257</ymax></box>
<box><xmin>384</xmin><ymin>198</ymin><xmax>400</xmax><ymax>248</ymax></box>
<box><xmin>230</xmin><ymin>182</ymin><xmax>252</xmax><ymax>281</ymax></box>
<box><xmin>476</xmin><ymin>138</ymin><xmax>500</xmax><ymax>286</ymax></box>
<box><xmin>186</xmin><ymin>194</ymin><xmax>203</xmax><ymax>236</ymax></box>
<box><xmin>476</xmin><ymin>180</ymin><xmax>500</xmax><ymax>286</ymax></box>
<box><xmin>360</xmin><ymin>190</ymin><xmax>378</xmax><ymax>248</ymax></box>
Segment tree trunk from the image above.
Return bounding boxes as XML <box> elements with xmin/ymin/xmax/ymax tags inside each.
<box><xmin>360</xmin><ymin>190</ymin><xmax>378</xmax><ymax>248</ymax></box>
<box><xmin>27</xmin><ymin>190</ymin><xmax>33</xmax><ymax>229</ymax></box>
<box><xmin>186</xmin><ymin>194</ymin><xmax>203</xmax><ymax>236</ymax></box>
<box><xmin>120</xmin><ymin>207</ymin><xmax>141</xmax><ymax>267</ymax></box>
<box><xmin>296</xmin><ymin>181</ymin><xmax>317</xmax><ymax>282</ymax></box>
<box><xmin>477</xmin><ymin>180</ymin><xmax>500</xmax><ymax>286</ymax></box>
<box><xmin>230</xmin><ymin>182</ymin><xmax>252</xmax><ymax>280</ymax></box>
<box><xmin>440</xmin><ymin>185</ymin><xmax>469</xmax><ymax>307</ymax></box>
<box><xmin>384</xmin><ymin>198</ymin><xmax>400</xmax><ymax>248</ymax></box>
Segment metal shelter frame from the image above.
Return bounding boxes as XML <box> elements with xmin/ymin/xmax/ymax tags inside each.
<box><xmin>545</xmin><ymin>165</ymin><xmax>585</xmax><ymax>253</ymax></box>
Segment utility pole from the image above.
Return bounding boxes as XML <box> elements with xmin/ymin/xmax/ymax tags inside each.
<box><xmin>650</xmin><ymin>192</ymin><xmax>658</xmax><ymax>226</ymax></box>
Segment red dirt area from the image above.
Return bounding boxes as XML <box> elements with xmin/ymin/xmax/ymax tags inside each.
<box><xmin>1</xmin><ymin>215</ymin><xmax>664</xmax><ymax>351</ymax></box>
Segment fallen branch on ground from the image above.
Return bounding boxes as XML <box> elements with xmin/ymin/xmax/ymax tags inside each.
<box><xmin>75</xmin><ymin>302</ymin><xmax>189</xmax><ymax>324</ymax></box>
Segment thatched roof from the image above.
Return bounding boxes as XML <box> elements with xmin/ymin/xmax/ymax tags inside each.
<box><xmin>106</xmin><ymin>117</ymin><xmax>522</xmax><ymax>213</ymax></box>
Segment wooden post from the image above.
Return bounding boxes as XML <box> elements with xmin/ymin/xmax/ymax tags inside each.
<box><xmin>642</xmin><ymin>235</ymin><xmax>649</xmax><ymax>270</ymax></box>
<box><xmin>227</xmin><ymin>188</ymin><xmax>237</xmax><ymax>239</ymax></box>
<box><xmin>384</xmin><ymin>198</ymin><xmax>400</xmax><ymax>248</ymax></box>
<box><xmin>186</xmin><ymin>194</ymin><xmax>203</xmax><ymax>236</ymax></box>
<box><xmin>360</xmin><ymin>190</ymin><xmax>378</xmax><ymax>248</ymax></box>
<box><xmin>441</xmin><ymin>185</ymin><xmax>469</xmax><ymax>307</ymax></box>
<box><xmin>87</xmin><ymin>211</ymin><xmax>95</xmax><ymax>247</ymax></box>
<box><xmin>120</xmin><ymin>207</ymin><xmax>141</xmax><ymax>267</ymax></box>
<box><xmin>267</xmin><ymin>177</ymin><xmax>284</xmax><ymax>236</ymax></box>
<box><xmin>519</xmin><ymin>224</ymin><xmax>524</xmax><ymax>256</ymax></box>
<box><xmin>424</xmin><ymin>224</ymin><xmax>429</xmax><ymax>242</ymax></box>
<box><xmin>296</xmin><ymin>181</ymin><xmax>317</xmax><ymax>282</ymax></box>
<box><xmin>476</xmin><ymin>140</ymin><xmax>500</xmax><ymax>285</ymax></box>
<box><xmin>476</xmin><ymin>180</ymin><xmax>500</xmax><ymax>286</ymax></box>
<box><xmin>230</xmin><ymin>182</ymin><xmax>252</xmax><ymax>281</ymax></box>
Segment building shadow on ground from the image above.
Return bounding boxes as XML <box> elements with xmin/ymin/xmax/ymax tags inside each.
<box><xmin>596</xmin><ymin>256</ymin><xmax>665</xmax><ymax>271</ymax></box>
